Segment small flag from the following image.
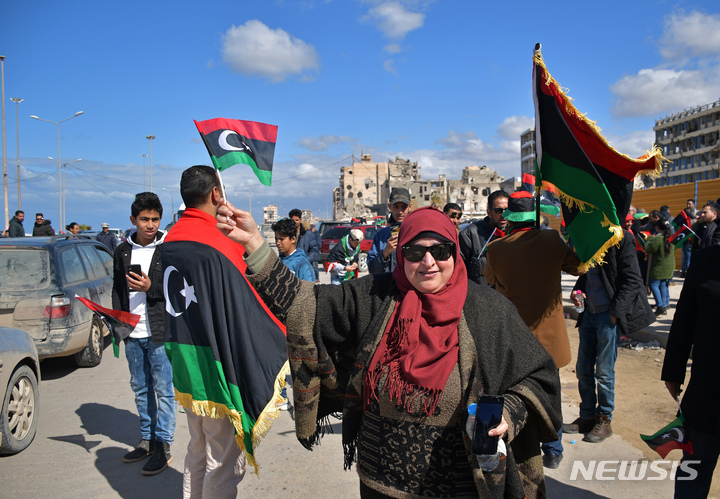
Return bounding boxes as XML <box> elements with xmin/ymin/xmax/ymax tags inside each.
<box><xmin>640</xmin><ymin>413</ymin><xmax>695</xmax><ymax>459</ymax></box>
<box><xmin>520</xmin><ymin>172</ymin><xmax>561</xmax><ymax>216</ymax></box>
<box><xmin>74</xmin><ymin>296</ymin><xmax>140</xmax><ymax>358</ymax></box>
<box><xmin>194</xmin><ymin>118</ymin><xmax>278</xmax><ymax>186</ymax></box>
<box><xmin>668</xmin><ymin>210</ymin><xmax>695</xmax><ymax>247</ymax></box>
<box><xmin>532</xmin><ymin>45</ymin><xmax>664</xmax><ymax>271</ymax></box>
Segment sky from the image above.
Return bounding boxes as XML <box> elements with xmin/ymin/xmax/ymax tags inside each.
<box><xmin>2</xmin><ymin>0</ymin><xmax>720</xmax><ymax>231</ymax></box>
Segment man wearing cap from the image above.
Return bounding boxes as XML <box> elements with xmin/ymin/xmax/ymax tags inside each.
<box><xmin>98</xmin><ymin>223</ymin><xmax>118</xmax><ymax>252</ymax></box>
<box><xmin>484</xmin><ymin>191</ymin><xmax>584</xmax><ymax>469</ymax></box>
<box><xmin>458</xmin><ymin>189</ymin><xmax>509</xmax><ymax>285</ymax></box>
<box><xmin>367</xmin><ymin>187</ymin><xmax>412</xmax><ymax>274</ymax></box>
<box><xmin>327</xmin><ymin>228</ymin><xmax>363</xmax><ymax>284</ymax></box>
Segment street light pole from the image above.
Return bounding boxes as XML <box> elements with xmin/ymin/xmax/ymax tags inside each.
<box><xmin>1</xmin><ymin>55</ymin><xmax>8</xmax><ymax>231</ymax></box>
<box><xmin>10</xmin><ymin>98</ymin><xmax>22</xmax><ymax>210</ymax></box>
<box><xmin>141</xmin><ymin>154</ymin><xmax>147</xmax><ymax>191</ymax></box>
<box><xmin>146</xmin><ymin>135</ymin><xmax>155</xmax><ymax>192</ymax></box>
<box><xmin>61</xmin><ymin>159</ymin><xmax>81</xmax><ymax>230</ymax></box>
<box><xmin>30</xmin><ymin>111</ymin><xmax>84</xmax><ymax>230</ymax></box>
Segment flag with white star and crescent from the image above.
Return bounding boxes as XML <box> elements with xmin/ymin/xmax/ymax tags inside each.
<box><xmin>640</xmin><ymin>413</ymin><xmax>695</xmax><ymax>459</ymax></box>
<box><xmin>162</xmin><ymin>208</ymin><xmax>288</xmax><ymax>473</ymax></box>
<box><xmin>194</xmin><ymin>118</ymin><xmax>277</xmax><ymax>186</ymax></box>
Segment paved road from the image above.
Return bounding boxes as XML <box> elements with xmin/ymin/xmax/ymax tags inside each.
<box><xmin>0</xmin><ymin>269</ymin><xmax>692</xmax><ymax>498</ymax></box>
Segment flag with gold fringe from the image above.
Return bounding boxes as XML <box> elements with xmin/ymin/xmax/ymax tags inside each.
<box><xmin>162</xmin><ymin>208</ymin><xmax>288</xmax><ymax>473</ymax></box>
<box><xmin>532</xmin><ymin>44</ymin><xmax>664</xmax><ymax>270</ymax></box>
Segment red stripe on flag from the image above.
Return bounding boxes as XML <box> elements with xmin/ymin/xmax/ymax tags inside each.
<box><xmin>194</xmin><ymin>118</ymin><xmax>278</xmax><ymax>143</ymax></box>
<box><xmin>75</xmin><ymin>295</ymin><xmax>140</xmax><ymax>327</ymax></box>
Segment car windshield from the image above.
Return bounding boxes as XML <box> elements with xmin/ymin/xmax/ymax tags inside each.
<box><xmin>323</xmin><ymin>227</ymin><xmax>350</xmax><ymax>239</ymax></box>
<box><xmin>0</xmin><ymin>248</ymin><xmax>51</xmax><ymax>291</ymax></box>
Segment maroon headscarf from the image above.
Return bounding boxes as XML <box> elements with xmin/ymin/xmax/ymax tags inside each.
<box><xmin>364</xmin><ymin>207</ymin><xmax>468</xmax><ymax>415</ymax></box>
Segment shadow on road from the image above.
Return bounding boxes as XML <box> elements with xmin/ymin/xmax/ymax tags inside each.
<box><xmin>546</xmin><ymin>476</ymin><xmax>607</xmax><ymax>498</ymax></box>
<box><xmin>39</xmin><ymin>336</ymin><xmax>112</xmax><ymax>381</ymax></box>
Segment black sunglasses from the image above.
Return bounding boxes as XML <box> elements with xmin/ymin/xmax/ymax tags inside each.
<box><xmin>402</xmin><ymin>243</ymin><xmax>455</xmax><ymax>262</ymax></box>
<box><xmin>490</xmin><ymin>207</ymin><xmax>505</xmax><ymax>214</ymax></box>
<box><xmin>448</xmin><ymin>212</ymin><xmax>462</xmax><ymax>219</ymax></box>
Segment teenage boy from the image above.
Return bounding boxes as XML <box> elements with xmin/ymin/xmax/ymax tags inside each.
<box><xmin>272</xmin><ymin>218</ymin><xmax>315</xmax><ymax>283</ymax></box>
<box><xmin>112</xmin><ymin>192</ymin><xmax>175</xmax><ymax>476</ymax></box>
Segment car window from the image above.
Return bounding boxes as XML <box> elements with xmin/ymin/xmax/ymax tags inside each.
<box><xmin>364</xmin><ymin>227</ymin><xmax>377</xmax><ymax>240</ymax></box>
<box><xmin>78</xmin><ymin>244</ymin><xmax>107</xmax><ymax>279</ymax></box>
<box><xmin>0</xmin><ymin>248</ymin><xmax>50</xmax><ymax>291</ymax></box>
<box><xmin>323</xmin><ymin>227</ymin><xmax>350</xmax><ymax>239</ymax></box>
<box><xmin>59</xmin><ymin>247</ymin><xmax>88</xmax><ymax>283</ymax></box>
<box><xmin>93</xmin><ymin>245</ymin><xmax>113</xmax><ymax>275</ymax></box>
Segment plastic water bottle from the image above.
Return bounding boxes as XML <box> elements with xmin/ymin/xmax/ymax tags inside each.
<box><xmin>467</xmin><ymin>403</ymin><xmax>501</xmax><ymax>471</ymax></box>
<box><xmin>574</xmin><ymin>290</ymin><xmax>585</xmax><ymax>313</ymax></box>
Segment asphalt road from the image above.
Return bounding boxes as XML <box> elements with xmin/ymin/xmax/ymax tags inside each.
<box><xmin>0</xmin><ymin>269</ymin><xmax>685</xmax><ymax>498</ymax></box>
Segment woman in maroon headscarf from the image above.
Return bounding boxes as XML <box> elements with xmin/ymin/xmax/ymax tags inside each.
<box><xmin>218</xmin><ymin>204</ymin><xmax>561</xmax><ymax>498</ymax></box>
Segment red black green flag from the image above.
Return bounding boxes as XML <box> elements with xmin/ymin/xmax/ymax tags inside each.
<box><xmin>532</xmin><ymin>45</ymin><xmax>664</xmax><ymax>270</ymax></box>
<box><xmin>640</xmin><ymin>413</ymin><xmax>695</xmax><ymax>459</ymax></box>
<box><xmin>162</xmin><ymin>208</ymin><xmax>288</xmax><ymax>473</ymax></box>
<box><xmin>194</xmin><ymin>118</ymin><xmax>278</xmax><ymax>186</ymax></box>
<box><xmin>520</xmin><ymin>172</ymin><xmax>561</xmax><ymax>216</ymax></box>
<box><xmin>74</xmin><ymin>295</ymin><xmax>140</xmax><ymax>358</ymax></box>
<box><xmin>669</xmin><ymin>210</ymin><xmax>696</xmax><ymax>247</ymax></box>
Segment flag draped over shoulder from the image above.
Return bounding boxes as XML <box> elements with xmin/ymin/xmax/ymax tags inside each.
<box><xmin>640</xmin><ymin>413</ymin><xmax>695</xmax><ymax>459</ymax></box>
<box><xmin>532</xmin><ymin>46</ymin><xmax>664</xmax><ymax>270</ymax></box>
<box><xmin>194</xmin><ymin>118</ymin><xmax>278</xmax><ymax>186</ymax></box>
<box><xmin>163</xmin><ymin>208</ymin><xmax>288</xmax><ymax>473</ymax></box>
<box><xmin>74</xmin><ymin>295</ymin><xmax>139</xmax><ymax>358</ymax></box>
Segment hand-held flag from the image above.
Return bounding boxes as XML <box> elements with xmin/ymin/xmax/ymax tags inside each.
<box><xmin>194</xmin><ymin>118</ymin><xmax>278</xmax><ymax>186</ymax></box>
<box><xmin>640</xmin><ymin>413</ymin><xmax>695</xmax><ymax>459</ymax></box>
<box><xmin>74</xmin><ymin>295</ymin><xmax>140</xmax><ymax>358</ymax></box>
<box><xmin>532</xmin><ymin>44</ymin><xmax>664</xmax><ymax>270</ymax></box>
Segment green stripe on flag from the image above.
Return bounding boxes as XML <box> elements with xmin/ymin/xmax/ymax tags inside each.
<box><xmin>211</xmin><ymin>151</ymin><xmax>272</xmax><ymax>186</ymax></box>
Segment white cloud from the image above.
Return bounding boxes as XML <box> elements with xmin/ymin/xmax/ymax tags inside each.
<box><xmin>221</xmin><ymin>20</ymin><xmax>320</xmax><ymax>82</ymax></box>
<box><xmin>610</xmin><ymin>10</ymin><xmax>720</xmax><ymax>117</ymax></box>
<box><xmin>603</xmin><ymin>130</ymin><xmax>656</xmax><ymax>159</ymax></box>
<box><xmin>383</xmin><ymin>59</ymin><xmax>397</xmax><ymax>74</ymax></box>
<box><xmin>366</xmin><ymin>2</ymin><xmax>425</xmax><ymax>39</ymax></box>
<box><xmin>383</xmin><ymin>43</ymin><xmax>402</xmax><ymax>55</ymax></box>
<box><xmin>297</xmin><ymin>135</ymin><xmax>355</xmax><ymax>151</ymax></box>
<box><xmin>496</xmin><ymin>116</ymin><xmax>535</xmax><ymax>140</ymax></box>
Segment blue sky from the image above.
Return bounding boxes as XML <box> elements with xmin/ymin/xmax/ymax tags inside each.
<box><xmin>2</xmin><ymin>0</ymin><xmax>720</xmax><ymax>231</ymax></box>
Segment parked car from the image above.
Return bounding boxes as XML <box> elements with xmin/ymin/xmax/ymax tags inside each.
<box><xmin>320</xmin><ymin>224</ymin><xmax>378</xmax><ymax>273</ymax></box>
<box><xmin>259</xmin><ymin>223</ymin><xmax>276</xmax><ymax>246</ymax></box>
<box><xmin>0</xmin><ymin>235</ymin><xmax>113</xmax><ymax>367</ymax></box>
<box><xmin>0</xmin><ymin>327</ymin><xmax>40</xmax><ymax>455</ymax></box>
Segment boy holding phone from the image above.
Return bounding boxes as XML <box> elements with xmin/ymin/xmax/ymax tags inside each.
<box><xmin>112</xmin><ymin>192</ymin><xmax>175</xmax><ymax>476</ymax></box>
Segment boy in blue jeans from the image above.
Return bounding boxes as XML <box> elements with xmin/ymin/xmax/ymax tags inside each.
<box><xmin>112</xmin><ymin>192</ymin><xmax>176</xmax><ymax>475</ymax></box>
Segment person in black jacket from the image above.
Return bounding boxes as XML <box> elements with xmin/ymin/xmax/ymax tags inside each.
<box><xmin>112</xmin><ymin>192</ymin><xmax>175</xmax><ymax>476</ymax></box>
<box><xmin>32</xmin><ymin>213</ymin><xmax>55</xmax><ymax>236</ymax></box>
<box><xmin>563</xmin><ymin>229</ymin><xmax>654</xmax><ymax>443</ymax></box>
<box><xmin>8</xmin><ymin>210</ymin><xmax>25</xmax><ymax>237</ymax></box>
<box><xmin>662</xmin><ymin>245</ymin><xmax>720</xmax><ymax>497</ymax></box>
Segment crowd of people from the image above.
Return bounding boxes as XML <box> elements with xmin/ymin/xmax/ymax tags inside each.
<box><xmin>3</xmin><ymin>176</ymin><xmax>719</xmax><ymax>498</ymax></box>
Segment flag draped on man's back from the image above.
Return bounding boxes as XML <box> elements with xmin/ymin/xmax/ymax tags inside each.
<box><xmin>532</xmin><ymin>45</ymin><xmax>663</xmax><ymax>270</ymax></box>
<box><xmin>194</xmin><ymin>118</ymin><xmax>278</xmax><ymax>186</ymax></box>
<box><xmin>163</xmin><ymin>208</ymin><xmax>288</xmax><ymax>472</ymax></box>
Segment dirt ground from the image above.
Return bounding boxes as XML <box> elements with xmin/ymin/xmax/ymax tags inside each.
<box><xmin>562</xmin><ymin>319</ymin><xmax>720</xmax><ymax>497</ymax></box>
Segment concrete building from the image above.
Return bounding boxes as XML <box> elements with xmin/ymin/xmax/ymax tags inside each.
<box><xmin>653</xmin><ymin>99</ymin><xmax>720</xmax><ymax>186</ymax></box>
<box><xmin>520</xmin><ymin>128</ymin><xmax>536</xmax><ymax>177</ymax></box>
<box><xmin>262</xmin><ymin>204</ymin><xmax>278</xmax><ymax>223</ymax></box>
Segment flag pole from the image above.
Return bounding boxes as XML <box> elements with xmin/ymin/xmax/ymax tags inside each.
<box><xmin>215</xmin><ymin>168</ymin><xmax>228</xmax><ymax>205</ymax></box>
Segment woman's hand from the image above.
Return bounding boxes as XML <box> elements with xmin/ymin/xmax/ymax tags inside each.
<box><xmin>216</xmin><ymin>199</ymin><xmax>264</xmax><ymax>255</ymax></box>
<box><xmin>488</xmin><ymin>416</ymin><xmax>508</xmax><ymax>440</ymax></box>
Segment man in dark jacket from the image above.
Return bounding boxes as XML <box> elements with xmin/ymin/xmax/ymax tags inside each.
<box><xmin>563</xmin><ymin>230</ymin><xmax>654</xmax><ymax>443</ymax></box>
<box><xmin>289</xmin><ymin>208</ymin><xmax>319</xmax><ymax>271</ymax></box>
<box><xmin>693</xmin><ymin>203</ymin><xmax>720</xmax><ymax>250</ymax></box>
<box><xmin>9</xmin><ymin>210</ymin><xmax>25</xmax><ymax>237</ymax></box>
<box><xmin>367</xmin><ymin>187</ymin><xmax>412</xmax><ymax>274</ymax></box>
<box><xmin>32</xmin><ymin>213</ymin><xmax>55</xmax><ymax>236</ymax></box>
<box><xmin>662</xmin><ymin>245</ymin><xmax>720</xmax><ymax>497</ymax></box>
<box><xmin>458</xmin><ymin>189</ymin><xmax>509</xmax><ymax>285</ymax></box>
<box><xmin>97</xmin><ymin>223</ymin><xmax>118</xmax><ymax>252</ymax></box>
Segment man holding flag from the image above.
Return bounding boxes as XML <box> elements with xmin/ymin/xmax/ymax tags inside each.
<box><xmin>163</xmin><ymin>165</ymin><xmax>288</xmax><ymax>497</ymax></box>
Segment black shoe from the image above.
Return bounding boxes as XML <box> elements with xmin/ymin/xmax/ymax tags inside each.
<box><xmin>122</xmin><ymin>439</ymin><xmax>155</xmax><ymax>463</ymax></box>
<box><xmin>543</xmin><ymin>453</ymin><xmax>563</xmax><ymax>469</ymax></box>
<box><xmin>562</xmin><ymin>417</ymin><xmax>595</xmax><ymax>434</ymax></box>
<box><xmin>655</xmin><ymin>306</ymin><xmax>667</xmax><ymax>316</ymax></box>
<box><xmin>142</xmin><ymin>441</ymin><xmax>172</xmax><ymax>475</ymax></box>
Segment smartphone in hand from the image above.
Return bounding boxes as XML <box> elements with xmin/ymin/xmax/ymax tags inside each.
<box><xmin>128</xmin><ymin>264</ymin><xmax>143</xmax><ymax>277</ymax></box>
<box><xmin>472</xmin><ymin>395</ymin><xmax>504</xmax><ymax>455</ymax></box>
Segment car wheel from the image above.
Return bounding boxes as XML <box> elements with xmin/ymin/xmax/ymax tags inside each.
<box><xmin>358</xmin><ymin>252</ymin><xmax>368</xmax><ymax>273</ymax></box>
<box><xmin>74</xmin><ymin>316</ymin><xmax>103</xmax><ymax>367</ymax></box>
<box><xmin>0</xmin><ymin>365</ymin><xmax>39</xmax><ymax>455</ymax></box>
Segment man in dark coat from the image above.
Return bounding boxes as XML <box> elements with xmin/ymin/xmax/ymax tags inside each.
<box><xmin>289</xmin><ymin>208</ymin><xmax>319</xmax><ymax>271</ymax></box>
<box><xmin>564</xmin><ymin>229</ymin><xmax>654</xmax><ymax>443</ymax></box>
<box><xmin>97</xmin><ymin>223</ymin><xmax>118</xmax><ymax>252</ymax></box>
<box><xmin>662</xmin><ymin>245</ymin><xmax>720</xmax><ymax>497</ymax></box>
<box><xmin>458</xmin><ymin>190</ymin><xmax>509</xmax><ymax>285</ymax></box>
<box><xmin>32</xmin><ymin>213</ymin><xmax>55</xmax><ymax>236</ymax></box>
<box><xmin>9</xmin><ymin>210</ymin><xmax>25</xmax><ymax>237</ymax></box>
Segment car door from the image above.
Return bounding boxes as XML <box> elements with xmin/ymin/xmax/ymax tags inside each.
<box><xmin>77</xmin><ymin>243</ymin><xmax>114</xmax><ymax>309</ymax></box>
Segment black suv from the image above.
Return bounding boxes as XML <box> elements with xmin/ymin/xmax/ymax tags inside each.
<box><xmin>0</xmin><ymin>235</ymin><xmax>113</xmax><ymax>367</ymax></box>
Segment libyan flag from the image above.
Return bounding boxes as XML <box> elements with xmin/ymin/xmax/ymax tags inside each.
<box><xmin>74</xmin><ymin>295</ymin><xmax>140</xmax><ymax>358</ymax></box>
<box><xmin>163</xmin><ymin>208</ymin><xmax>288</xmax><ymax>473</ymax></box>
<box><xmin>194</xmin><ymin>118</ymin><xmax>278</xmax><ymax>186</ymax></box>
<box><xmin>669</xmin><ymin>210</ymin><xmax>694</xmax><ymax>247</ymax></box>
<box><xmin>640</xmin><ymin>413</ymin><xmax>695</xmax><ymax>459</ymax></box>
<box><xmin>532</xmin><ymin>46</ymin><xmax>664</xmax><ymax>270</ymax></box>
<box><xmin>520</xmin><ymin>172</ymin><xmax>561</xmax><ymax>216</ymax></box>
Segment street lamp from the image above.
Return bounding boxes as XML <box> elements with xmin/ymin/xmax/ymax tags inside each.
<box><xmin>30</xmin><ymin>111</ymin><xmax>84</xmax><ymax>231</ymax></box>
<box><xmin>50</xmin><ymin>158</ymin><xmax>82</xmax><ymax>229</ymax></box>
<box><xmin>1</xmin><ymin>55</ymin><xmax>7</xmax><ymax>231</ymax></box>
<box><xmin>146</xmin><ymin>135</ymin><xmax>155</xmax><ymax>192</ymax></box>
<box><xmin>141</xmin><ymin>154</ymin><xmax>147</xmax><ymax>191</ymax></box>
<box><xmin>10</xmin><ymin>98</ymin><xmax>22</xmax><ymax>209</ymax></box>
<box><xmin>161</xmin><ymin>187</ymin><xmax>175</xmax><ymax>216</ymax></box>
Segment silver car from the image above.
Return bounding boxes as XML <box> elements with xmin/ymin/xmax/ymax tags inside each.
<box><xmin>0</xmin><ymin>327</ymin><xmax>40</xmax><ymax>455</ymax></box>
